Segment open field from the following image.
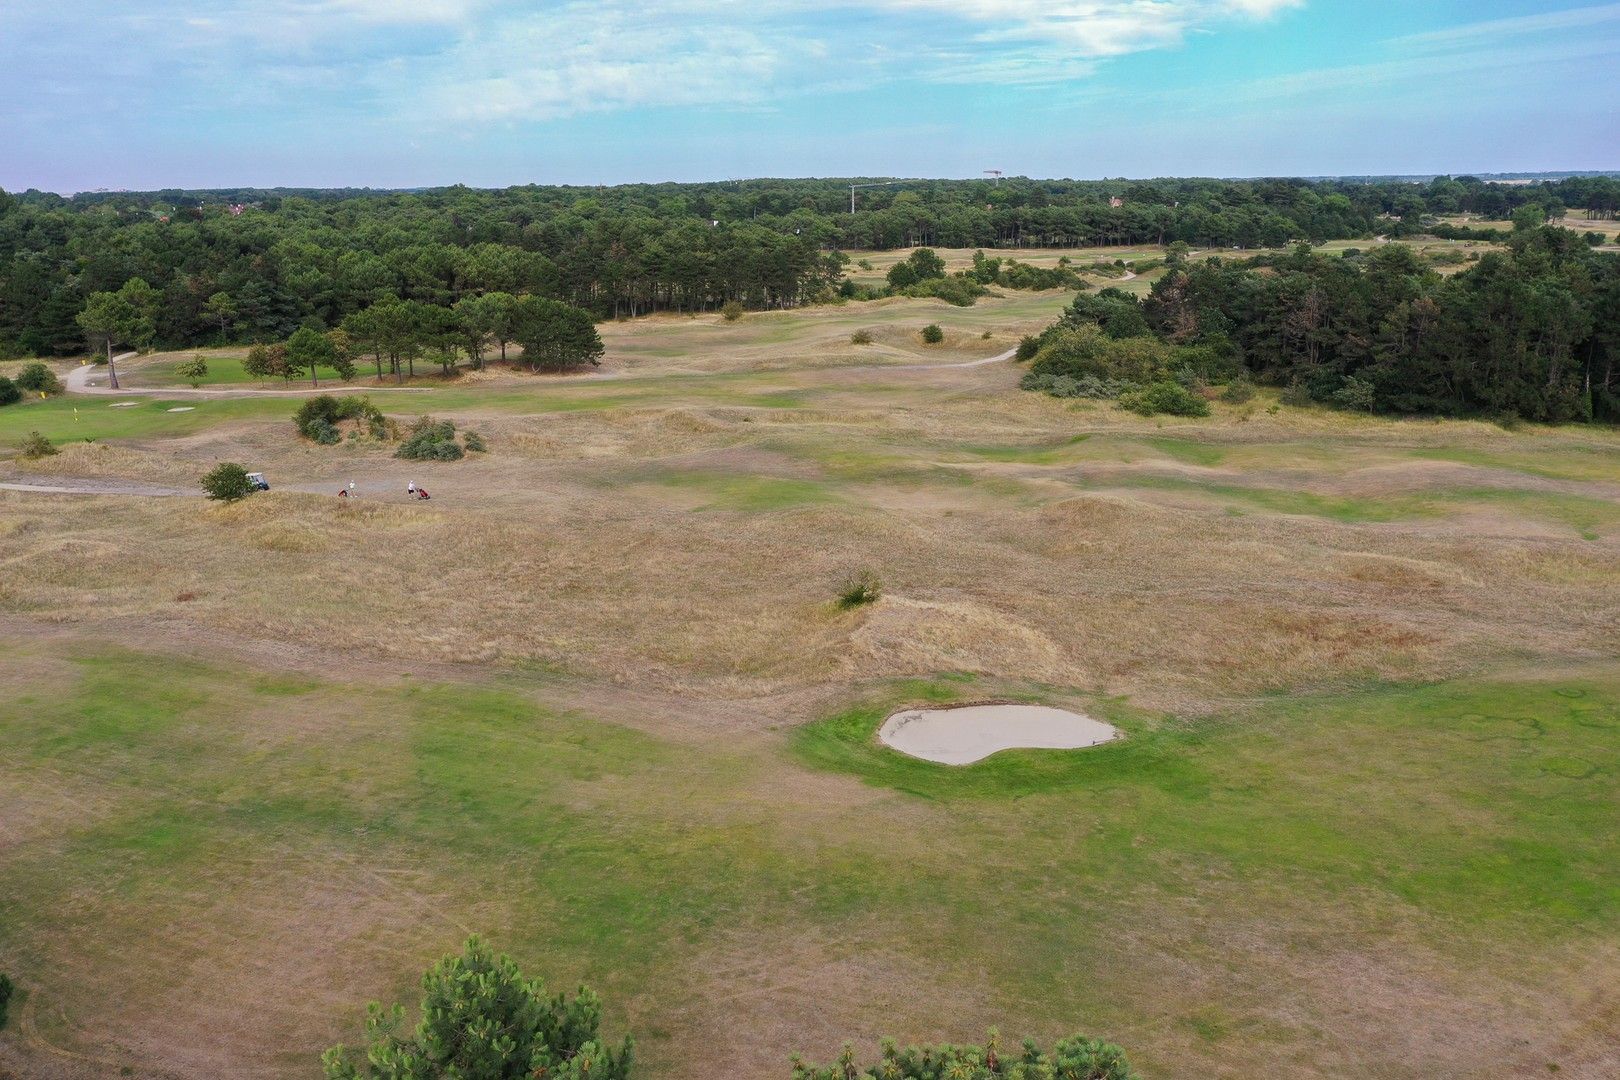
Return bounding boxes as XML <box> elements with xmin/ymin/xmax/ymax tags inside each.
<box><xmin>2</xmin><ymin>288</ymin><xmax>1618</xmax><ymax>1078</ymax></box>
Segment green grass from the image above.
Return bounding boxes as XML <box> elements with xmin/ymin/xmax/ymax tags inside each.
<box><xmin>0</xmin><ymin>395</ymin><xmax>287</xmax><ymax>442</ymax></box>
<box><xmin>3</xmin><ymin>643</ymin><xmax>1617</xmax><ymax>1077</ymax></box>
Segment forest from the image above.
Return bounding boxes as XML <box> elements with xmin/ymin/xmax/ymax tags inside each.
<box><xmin>1021</xmin><ymin>226</ymin><xmax>1620</xmax><ymax>423</ymax></box>
<box><xmin>2</xmin><ymin>174</ymin><xmax>1618</xmax><ymax>357</ymax></box>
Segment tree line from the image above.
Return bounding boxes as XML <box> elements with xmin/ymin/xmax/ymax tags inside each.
<box><xmin>3</xmin><ymin>174</ymin><xmax>1615</xmax><ymax>357</ymax></box>
<box><xmin>1023</xmin><ymin>226</ymin><xmax>1620</xmax><ymax>423</ymax></box>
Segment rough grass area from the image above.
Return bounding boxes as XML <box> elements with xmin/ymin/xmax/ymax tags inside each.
<box><xmin>1</xmin><ymin>641</ymin><xmax>1615</xmax><ymax>1080</ymax></box>
<box><xmin>2</xmin><ymin>295</ymin><xmax>1619</xmax><ymax>1080</ymax></box>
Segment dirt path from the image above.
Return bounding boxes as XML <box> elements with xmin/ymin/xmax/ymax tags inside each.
<box><xmin>0</xmin><ymin>478</ymin><xmax>196</xmax><ymax>497</ymax></box>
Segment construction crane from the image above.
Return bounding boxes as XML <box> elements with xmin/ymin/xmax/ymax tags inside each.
<box><xmin>848</xmin><ymin>179</ymin><xmax>916</xmax><ymax>214</ymax></box>
<box><xmin>984</xmin><ymin>169</ymin><xmax>1003</xmax><ymax>184</ymax></box>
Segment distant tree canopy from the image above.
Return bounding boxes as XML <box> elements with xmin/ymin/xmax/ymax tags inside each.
<box><xmin>1020</xmin><ymin>226</ymin><xmax>1620</xmax><ymax>423</ymax></box>
<box><xmin>4</xmin><ymin>174</ymin><xmax>1618</xmax><ymax>357</ymax></box>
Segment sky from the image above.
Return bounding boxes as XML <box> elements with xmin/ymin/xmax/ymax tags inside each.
<box><xmin>2</xmin><ymin>0</ymin><xmax>1618</xmax><ymax>192</ymax></box>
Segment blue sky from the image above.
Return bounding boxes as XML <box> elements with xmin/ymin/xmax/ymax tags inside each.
<box><xmin>2</xmin><ymin>1</ymin><xmax>1617</xmax><ymax>192</ymax></box>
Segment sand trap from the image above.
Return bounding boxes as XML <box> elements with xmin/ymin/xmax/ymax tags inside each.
<box><xmin>879</xmin><ymin>703</ymin><xmax>1117</xmax><ymax>765</ymax></box>
<box><xmin>108</xmin><ymin>401</ymin><xmax>140</xmax><ymax>407</ymax></box>
<box><xmin>166</xmin><ymin>406</ymin><xmax>195</xmax><ymax>412</ymax></box>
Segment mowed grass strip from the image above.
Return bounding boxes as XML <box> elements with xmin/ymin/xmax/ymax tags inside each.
<box><xmin>2</xmin><ymin>642</ymin><xmax>1616</xmax><ymax>1078</ymax></box>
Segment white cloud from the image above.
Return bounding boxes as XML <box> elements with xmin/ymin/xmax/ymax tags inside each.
<box><xmin>1393</xmin><ymin>3</ymin><xmax>1620</xmax><ymax>50</ymax></box>
<box><xmin>869</xmin><ymin>0</ymin><xmax>1303</xmax><ymax>56</ymax></box>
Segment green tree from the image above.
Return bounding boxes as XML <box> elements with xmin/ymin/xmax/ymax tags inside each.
<box><xmin>201</xmin><ymin>462</ymin><xmax>255</xmax><ymax>502</ymax></box>
<box><xmin>286</xmin><ymin>326</ymin><xmax>338</xmax><ymax>387</ymax></box>
<box><xmin>921</xmin><ymin>323</ymin><xmax>944</xmax><ymax>344</ymax></box>
<box><xmin>322</xmin><ymin>936</ymin><xmax>632</xmax><ymax>1080</ymax></box>
<box><xmin>0</xmin><ymin>375</ymin><xmax>19</xmax><ymax>406</ymax></box>
<box><xmin>204</xmin><ymin>291</ymin><xmax>238</xmax><ymax>343</ymax></box>
<box><xmin>244</xmin><ymin>342</ymin><xmax>288</xmax><ymax>383</ymax></box>
<box><xmin>511</xmin><ymin>297</ymin><xmax>604</xmax><ymax>372</ymax></box>
<box><xmin>176</xmin><ymin>355</ymin><xmax>209</xmax><ymax>388</ymax></box>
<box><xmin>76</xmin><ymin>283</ymin><xmax>157</xmax><ymax>390</ymax></box>
<box><xmin>326</xmin><ymin>327</ymin><xmax>359</xmax><ymax>381</ymax></box>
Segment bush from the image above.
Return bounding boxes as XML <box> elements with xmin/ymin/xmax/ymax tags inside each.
<box><xmin>836</xmin><ymin>569</ymin><xmax>882</xmax><ymax>610</ymax></box>
<box><xmin>0</xmin><ymin>375</ymin><xmax>19</xmax><ymax>406</ymax></box>
<box><xmin>307</xmin><ymin>418</ymin><xmax>341</xmax><ymax>445</ymax></box>
<box><xmin>920</xmin><ymin>324</ymin><xmax>944</xmax><ymax>344</ymax></box>
<box><xmin>1586</xmin><ymin>231</ymin><xmax>1606</xmax><ymax>247</ymax></box>
<box><xmin>1014</xmin><ymin>335</ymin><xmax>1041</xmax><ymax>362</ymax></box>
<box><xmin>1027</xmin><ymin>324</ymin><xmax>1172</xmax><ymax>385</ymax></box>
<box><xmin>850</xmin><ymin>329</ymin><xmax>874</xmax><ymax>345</ymax></box>
<box><xmin>15</xmin><ymin>362</ymin><xmax>61</xmax><ymax>394</ymax></box>
<box><xmin>1118</xmin><ymin>380</ymin><xmax>1210</xmax><ymax>417</ymax></box>
<box><xmin>1020</xmin><ymin>371</ymin><xmax>1128</xmax><ymax>399</ymax></box>
<box><xmin>1280</xmin><ymin>381</ymin><xmax>1315</xmax><ymax>407</ymax></box>
<box><xmin>720</xmin><ymin>300</ymin><xmax>745</xmax><ymax>321</ymax></box>
<box><xmin>0</xmin><ymin>973</ymin><xmax>12</xmax><ymax>1031</ymax></box>
<box><xmin>322</xmin><ymin>936</ymin><xmax>631</xmax><ymax>1080</ymax></box>
<box><xmin>201</xmin><ymin>462</ymin><xmax>255</xmax><ymax>502</ymax></box>
<box><xmin>462</xmin><ymin>431</ymin><xmax>487</xmax><ymax>452</ymax></box>
<box><xmin>1331</xmin><ymin>374</ymin><xmax>1377</xmax><ymax>412</ymax></box>
<box><xmin>295</xmin><ymin>395</ymin><xmax>383</xmax><ymax>441</ymax></box>
<box><xmin>395</xmin><ymin>415</ymin><xmax>466</xmax><ymax>461</ymax></box>
<box><xmin>18</xmin><ymin>430</ymin><xmax>58</xmax><ymax>458</ymax></box>
<box><xmin>1220</xmin><ymin>378</ymin><xmax>1256</xmax><ymax>404</ymax></box>
<box><xmin>981</xmin><ymin>330</ymin><xmax>992</xmax><ymax>339</ymax></box>
<box><xmin>175</xmin><ymin>355</ymin><xmax>209</xmax><ymax>388</ymax></box>
<box><xmin>792</xmin><ymin>1030</ymin><xmax>1137</xmax><ymax>1080</ymax></box>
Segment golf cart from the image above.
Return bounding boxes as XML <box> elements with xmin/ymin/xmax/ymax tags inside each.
<box><xmin>246</xmin><ymin>472</ymin><xmax>270</xmax><ymax>491</ymax></box>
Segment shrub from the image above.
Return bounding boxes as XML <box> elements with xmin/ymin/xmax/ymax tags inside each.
<box><xmin>0</xmin><ymin>375</ymin><xmax>19</xmax><ymax>406</ymax></box>
<box><xmin>462</xmin><ymin>431</ymin><xmax>487</xmax><ymax>452</ymax></box>
<box><xmin>720</xmin><ymin>300</ymin><xmax>745</xmax><ymax>321</ymax></box>
<box><xmin>307</xmin><ymin>418</ymin><xmax>341</xmax><ymax>445</ymax></box>
<box><xmin>836</xmin><ymin>569</ymin><xmax>882</xmax><ymax>610</ymax></box>
<box><xmin>1280</xmin><ymin>381</ymin><xmax>1315</xmax><ymax>407</ymax></box>
<box><xmin>1585</xmin><ymin>231</ymin><xmax>1606</xmax><ymax>247</ymax></box>
<box><xmin>1021</xmin><ymin>371</ymin><xmax>1128</xmax><ymax>399</ymax></box>
<box><xmin>981</xmin><ymin>330</ymin><xmax>992</xmax><ymax>339</ymax></box>
<box><xmin>1118</xmin><ymin>380</ymin><xmax>1210</xmax><ymax>417</ymax></box>
<box><xmin>1331</xmin><ymin>374</ymin><xmax>1378</xmax><ymax>412</ymax></box>
<box><xmin>792</xmin><ymin>1030</ymin><xmax>1137</xmax><ymax>1080</ymax></box>
<box><xmin>15</xmin><ymin>362</ymin><xmax>61</xmax><ymax>394</ymax></box>
<box><xmin>850</xmin><ymin>329</ymin><xmax>874</xmax><ymax>345</ymax></box>
<box><xmin>1027</xmin><ymin>324</ymin><xmax>1172</xmax><ymax>385</ymax></box>
<box><xmin>18</xmin><ymin>430</ymin><xmax>58</xmax><ymax>458</ymax></box>
<box><xmin>0</xmin><ymin>973</ymin><xmax>12</xmax><ymax>1030</ymax></box>
<box><xmin>295</xmin><ymin>395</ymin><xmax>382</xmax><ymax>441</ymax></box>
<box><xmin>201</xmin><ymin>462</ymin><xmax>255</xmax><ymax>502</ymax></box>
<box><xmin>395</xmin><ymin>416</ymin><xmax>466</xmax><ymax>461</ymax></box>
<box><xmin>1220</xmin><ymin>378</ymin><xmax>1256</xmax><ymax>404</ymax></box>
<box><xmin>322</xmin><ymin>936</ymin><xmax>631</xmax><ymax>1080</ymax></box>
<box><xmin>920</xmin><ymin>324</ymin><xmax>944</xmax><ymax>344</ymax></box>
<box><xmin>856</xmin><ymin>259</ymin><xmax>873</xmax><ymax>270</ymax></box>
<box><xmin>175</xmin><ymin>355</ymin><xmax>209</xmax><ymax>387</ymax></box>
<box><xmin>1014</xmin><ymin>335</ymin><xmax>1041</xmax><ymax>362</ymax></box>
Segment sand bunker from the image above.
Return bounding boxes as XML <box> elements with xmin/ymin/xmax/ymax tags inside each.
<box><xmin>879</xmin><ymin>703</ymin><xmax>1117</xmax><ymax>765</ymax></box>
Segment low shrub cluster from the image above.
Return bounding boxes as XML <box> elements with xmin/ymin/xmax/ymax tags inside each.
<box><xmin>294</xmin><ymin>395</ymin><xmax>387</xmax><ymax>444</ymax></box>
<box><xmin>836</xmin><ymin>569</ymin><xmax>882</xmax><ymax>610</ymax></box>
<box><xmin>920</xmin><ymin>324</ymin><xmax>944</xmax><ymax>344</ymax></box>
<box><xmin>15</xmin><ymin>362</ymin><xmax>61</xmax><ymax>395</ymax></box>
<box><xmin>394</xmin><ymin>416</ymin><xmax>487</xmax><ymax>461</ymax></box>
<box><xmin>0</xmin><ymin>375</ymin><xmax>18</xmax><ymax>406</ymax></box>
<box><xmin>18</xmin><ymin>430</ymin><xmax>57</xmax><ymax>458</ymax></box>
<box><xmin>792</xmin><ymin>1031</ymin><xmax>1137</xmax><ymax>1080</ymax></box>
<box><xmin>1119</xmin><ymin>380</ymin><xmax>1210</xmax><ymax>417</ymax></box>
<box><xmin>201</xmin><ymin>462</ymin><xmax>256</xmax><ymax>502</ymax></box>
<box><xmin>850</xmin><ymin>329</ymin><xmax>874</xmax><ymax>345</ymax></box>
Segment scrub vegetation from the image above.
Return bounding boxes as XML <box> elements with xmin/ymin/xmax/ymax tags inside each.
<box><xmin>0</xmin><ymin>182</ymin><xmax>1617</xmax><ymax>1080</ymax></box>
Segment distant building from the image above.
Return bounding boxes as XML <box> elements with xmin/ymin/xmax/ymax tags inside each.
<box><xmin>1109</xmin><ymin>196</ymin><xmax>1124</xmax><ymax>208</ymax></box>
